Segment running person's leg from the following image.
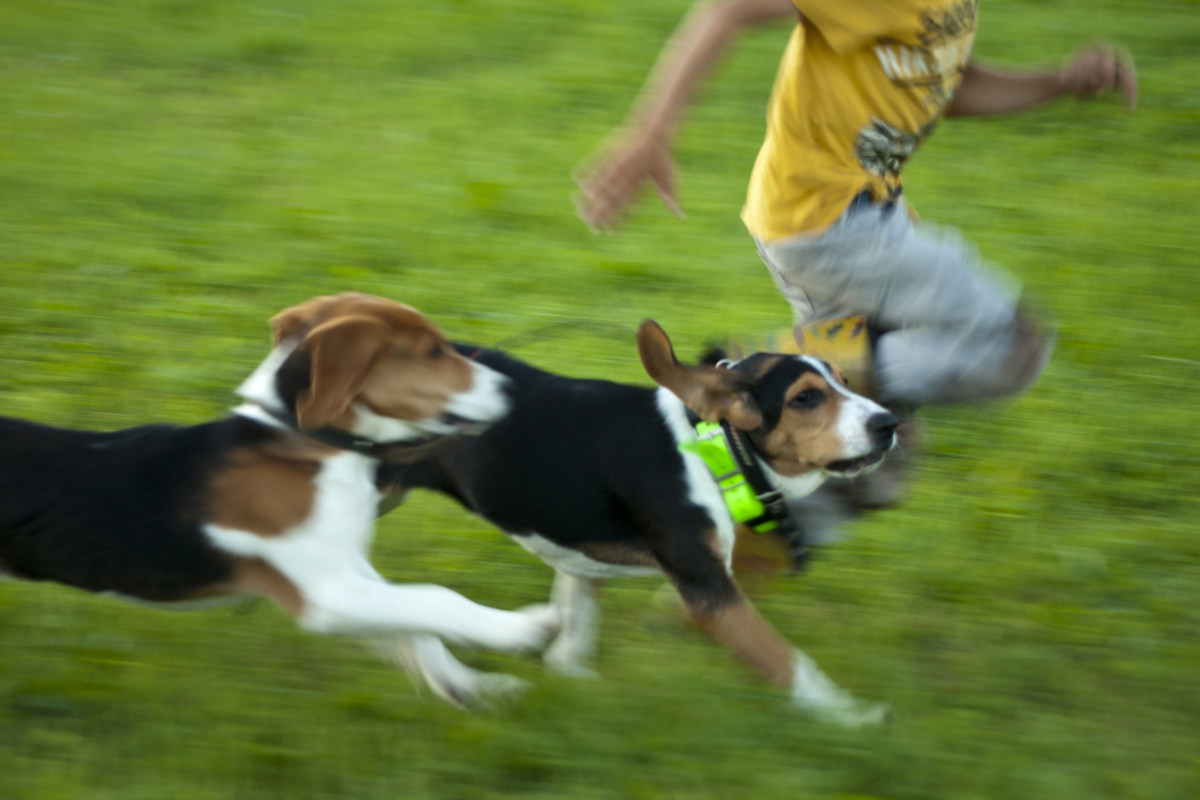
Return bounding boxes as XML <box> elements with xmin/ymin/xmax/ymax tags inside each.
<box><xmin>755</xmin><ymin>196</ymin><xmax>1053</xmax><ymax>549</ymax></box>
<box><xmin>758</xmin><ymin>198</ymin><xmax>1053</xmax><ymax>409</ymax></box>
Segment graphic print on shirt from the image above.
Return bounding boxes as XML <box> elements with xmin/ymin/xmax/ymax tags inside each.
<box><xmin>855</xmin><ymin>118</ymin><xmax>938</xmax><ymax>180</ymax></box>
<box><xmin>855</xmin><ymin>0</ymin><xmax>977</xmax><ymax>181</ymax></box>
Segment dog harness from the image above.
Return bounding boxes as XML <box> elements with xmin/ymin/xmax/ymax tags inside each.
<box><xmin>680</xmin><ymin>420</ymin><xmax>809</xmax><ymax>568</ymax></box>
<box><xmin>680</xmin><ymin>421</ymin><xmax>778</xmax><ymax>534</ymax></box>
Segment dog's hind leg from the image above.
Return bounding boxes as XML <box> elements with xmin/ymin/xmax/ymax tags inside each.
<box><xmin>299</xmin><ymin>576</ymin><xmax>561</xmax><ymax>653</ymax></box>
<box><xmin>543</xmin><ymin>571</ymin><xmax>601</xmax><ymax>678</ymax></box>
<box><xmin>208</xmin><ymin>528</ymin><xmax>561</xmax><ymax>652</ymax></box>
<box><xmin>374</xmin><ymin>635</ymin><xmax>531</xmax><ymax>709</ymax></box>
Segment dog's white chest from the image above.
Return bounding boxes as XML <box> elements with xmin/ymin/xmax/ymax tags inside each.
<box><xmin>309</xmin><ymin>454</ymin><xmax>381</xmax><ymax>546</ymax></box>
<box><xmin>205</xmin><ymin>452</ymin><xmax>381</xmax><ymax>568</ymax></box>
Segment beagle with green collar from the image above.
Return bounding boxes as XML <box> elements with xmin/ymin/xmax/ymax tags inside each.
<box><xmin>381</xmin><ymin>320</ymin><xmax>898</xmax><ymax>725</ymax></box>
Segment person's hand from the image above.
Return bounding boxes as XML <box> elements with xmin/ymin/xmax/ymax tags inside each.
<box><xmin>574</xmin><ymin>130</ymin><xmax>683</xmax><ymax>233</ymax></box>
<box><xmin>1062</xmin><ymin>43</ymin><xmax>1137</xmax><ymax>111</ymax></box>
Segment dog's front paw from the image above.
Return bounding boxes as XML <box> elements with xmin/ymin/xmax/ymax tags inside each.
<box><xmin>790</xmin><ymin>649</ymin><xmax>891</xmax><ymax>727</ymax></box>
<box><xmin>385</xmin><ymin>635</ymin><xmax>533</xmax><ymax>710</ymax></box>
<box><xmin>432</xmin><ymin>671</ymin><xmax>533</xmax><ymax>711</ymax></box>
<box><xmin>809</xmin><ymin>698</ymin><xmax>892</xmax><ymax>728</ymax></box>
<box><xmin>543</xmin><ymin>638</ymin><xmax>601</xmax><ymax>679</ymax></box>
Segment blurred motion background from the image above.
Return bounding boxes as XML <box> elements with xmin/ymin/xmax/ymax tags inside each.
<box><xmin>1</xmin><ymin>0</ymin><xmax>1198</xmax><ymax>797</ymax></box>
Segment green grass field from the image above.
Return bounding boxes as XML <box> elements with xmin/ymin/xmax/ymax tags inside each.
<box><xmin>2</xmin><ymin>1</ymin><xmax>1198</xmax><ymax>797</ymax></box>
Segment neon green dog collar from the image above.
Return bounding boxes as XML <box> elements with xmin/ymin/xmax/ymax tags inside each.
<box><xmin>678</xmin><ymin>421</ymin><xmax>778</xmax><ymax>534</ymax></box>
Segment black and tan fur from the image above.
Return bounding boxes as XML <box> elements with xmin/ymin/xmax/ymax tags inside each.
<box><xmin>380</xmin><ymin>320</ymin><xmax>898</xmax><ymax>724</ymax></box>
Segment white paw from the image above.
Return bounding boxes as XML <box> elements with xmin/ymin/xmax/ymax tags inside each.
<box><xmin>807</xmin><ymin>698</ymin><xmax>892</xmax><ymax>728</ymax></box>
<box><xmin>427</xmin><ymin>670</ymin><xmax>532</xmax><ymax>711</ymax></box>
<box><xmin>790</xmin><ymin>649</ymin><xmax>891</xmax><ymax>727</ymax></box>
<box><xmin>384</xmin><ymin>636</ymin><xmax>534</xmax><ymax>710</ymax></box>
<box><xmin>506</xmin><ymin>603</ymin><xmax>562</xmax><ymax>653</ymax></box>
<box><xmin>543</xmin><ymin>639</ymin><xmax>600</xmax><ymax>678</ymax></box>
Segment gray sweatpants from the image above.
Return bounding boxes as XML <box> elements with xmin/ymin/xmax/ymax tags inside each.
<box><xmin>757</xmin><ymin>198</ymin><xmax>1025</xmax><ymax>408</ymax></box>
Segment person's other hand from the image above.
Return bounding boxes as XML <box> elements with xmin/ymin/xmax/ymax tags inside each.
<box><xmin>574</xmin><ymin>131</ymin><xmax>683</xmax><ymax>233</ymax></box>
<box><xmin>1063</xmin><ymin>43</ymin><xmax>1137</xmax><ymax>111</ymax></box>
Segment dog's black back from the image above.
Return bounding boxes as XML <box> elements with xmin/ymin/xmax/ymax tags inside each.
<box><xmin>0</xmin><ymin>416</ymin><xmax>274</xmax><ymax>600</ymax></box>
<box><xmin>378</xmin><ymin>345</ymin><xmax>734</xmax><ymax>606</ymax></box>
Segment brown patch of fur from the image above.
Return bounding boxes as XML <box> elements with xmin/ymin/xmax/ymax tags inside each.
<box><xmin>357</xmin><ymin>336</ymin><xmax>472</xmax><ymax>423</ymax></box>
<box><xmin>731</xmin><ymin>525</ymin><xmax>793</xmax><ymax>576</ymax></box>
<box><xmin>637</xmin><ymin>320</ymin><xmax>763</xmax><ymax>430</ymax></box>
<box><xmin>254</xmin><ymin>436</ymin><xmax>340</xmax><ymax>461</ymax></box>
<box><xmin>731</xmin><ymin>525</ymin><xmax>795</xmax><ymax>598</ymax></box>
<box><xmin>576</xmin><ymin>541</ymin><xmax>660</xmax><ymax>569</ymax></box>
<box><xmin>692</xmin><ymin>595</ymin><xmax>798</xmax><ymax>688</ymax></box>
<box><xmin>232</xmin><ymin>558</ymin><xmax>306</xmax><ymax>617</ymax></box>
<box><xmin>271</xmin><ymin>293</ymin><xmax>440</xmax><ymax>347</ymax></box>
<box><xmin>760</xmin><ymin>371</ymin><xmax>850</xmax><ymax>476</ymax></box>
<box><xmin>207</xmin><ymin>445</ymin><xmax>325</xmax><ymax>537</ymax></box>
<box><xmin>186</xmin><ymin>558</ymin><xmax>306</xmax><ymax>618</ymax></box>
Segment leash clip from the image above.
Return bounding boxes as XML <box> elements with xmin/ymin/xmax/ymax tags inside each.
<box><xmin>757</xmin><ymin>489</ymin><xmax>786</xmax><ymax>515</ymax></box>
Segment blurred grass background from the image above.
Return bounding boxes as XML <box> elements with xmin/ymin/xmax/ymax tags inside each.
<box><xmin>1</xmin><ymin>0</ymin><xmax>1198</xmax><ymax>797</ymax></box>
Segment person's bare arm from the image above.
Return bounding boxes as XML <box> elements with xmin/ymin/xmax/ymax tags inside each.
<box><xmin>575</xmin><ymin>0</ymin><xmax>798</xmax><ymax>232</ymax></box>
<box><xmin>946</xmin><ymin>44</ymin><xmax>1136</xmax><ymax>118</ymax></box>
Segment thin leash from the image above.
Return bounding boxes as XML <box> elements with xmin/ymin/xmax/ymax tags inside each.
<box><xmin>465</xmin><ymin>319</ymin><xmax>635</xmax><ymax>360</ymax></box>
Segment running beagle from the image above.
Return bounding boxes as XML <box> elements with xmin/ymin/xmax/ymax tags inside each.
<box><xmin>0</xmin><ymin>293</ymin><xmax>560</xmax><ymax>702</ymax></box>
<box><xmin>379</xmin><ymin>320</ymin><xmax>898</xmax><ymax>725</ymax></box>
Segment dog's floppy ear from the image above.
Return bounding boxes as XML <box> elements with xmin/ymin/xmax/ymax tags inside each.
<box><xmin>295</xmin><ymin>315</ymin><xmax>391</xmax><ymax>431</ymax></box>
<box><xmin>270</xmin><ymin>293</ymin><xmax>382</xmax><ymax>347</ymax></box>
<box><xmin>637</xmin><ymin>320</ymin><xmax>762</xmax><ymax>430</ymax></box>
<box><xmin>271</xmin><ymin>297</ymin><xmax>332</xmax><ymax>347</ymax></box>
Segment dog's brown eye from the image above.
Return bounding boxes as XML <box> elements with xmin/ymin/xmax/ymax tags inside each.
<box><xmin>789</xmin><ymin>389</ymin><xmax>823</xmax><ymax>409</ymax></box>
<box><xmin>428</xmin><ymin>344</ymin><xmax>444</xmax><ymax>359</ymax></box>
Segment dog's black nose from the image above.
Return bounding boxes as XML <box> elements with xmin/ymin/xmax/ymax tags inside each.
<box><xmin>867</xmin><ymin>413</ymin><xmax>898</xmax><ymax>450</ymax></box>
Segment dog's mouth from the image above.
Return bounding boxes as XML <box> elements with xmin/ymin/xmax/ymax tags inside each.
<box><xmin>825</xmin><ymin>449</ymin><xmax>886</xmax><ymax>476</ymax></box>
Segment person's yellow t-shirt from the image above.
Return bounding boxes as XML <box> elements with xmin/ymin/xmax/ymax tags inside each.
<box><xmin>742</xmin><ymin>0</ymin><xmax>977</xmax><ymax>242</ymax></box>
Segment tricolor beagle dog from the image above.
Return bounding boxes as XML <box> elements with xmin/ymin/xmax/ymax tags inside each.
<box><xmin>0</xmin><ymin>293</ymin><xmax>559</xmax><ymax>701</ymax></box>
<box><xmin>379</xmin><ymin>320</ymin><xmax>898</xmax><ymax>725</ymax></box>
